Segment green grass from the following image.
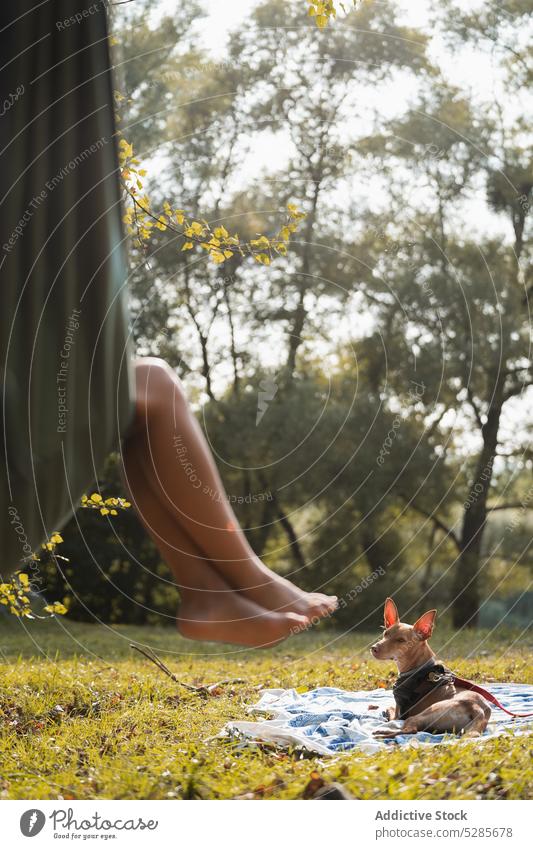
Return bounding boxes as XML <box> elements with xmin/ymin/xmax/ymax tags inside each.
<box><xmin>0</xmin><ymin>617</ymin><xmax>532</xmax><ymax>800</ymax></box>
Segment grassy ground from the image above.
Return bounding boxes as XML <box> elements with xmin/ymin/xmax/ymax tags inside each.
<box><xmin>0</xmin><ymin>617</ymin><xmax>532</xmax><ymax>800</ymax></box>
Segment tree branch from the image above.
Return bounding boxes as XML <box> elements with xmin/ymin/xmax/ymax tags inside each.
<box><xmin>486</xmin><ymin>502</ymin><xmax>533</xmax><ymax>512</ymax></box>
<box><xmin>503</xmin><ymin>378</ymin><xmax>533</xmax><ymax>402</ymax></box>
<box><xmin>466</xmin><ymin>387</ymin><xmax>484</xmax><ymax>430</ymax></box>
<box><xmin>401</xmin><ymin>496</ymin><xmax>460</xmax><ymax>550</ymax></box>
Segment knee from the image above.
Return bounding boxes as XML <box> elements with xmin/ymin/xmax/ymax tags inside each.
<box><xmin>480</xmin><ymin>698</ymin><xmax>491</xmax><ymax>720</ymax></box>
<box><xmin>466</xmin><ymin>699</ymin><xmax>487</xmax><ymax>724</ymax></box>
<box><xmin>135</xmin><ymin>357</ymin><xmax>186</xmax><ymax>412</ymax></box>
<box><xmin>135</xmin><ymin>356</ymin><xmax>174</xmax><ymax>381</ymax></box>
<box><xmin>470</xmin><ymin>693</ymin><xmax>491</xmax><ymax>719</ymax></box>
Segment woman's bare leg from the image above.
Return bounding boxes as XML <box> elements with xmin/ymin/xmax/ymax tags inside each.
<box><xmin>122</xmin><ymin>444</ymin><xmax>309</xmax><ymax>646</ymax></box>
<box><xmin>122</xmin><ymin>357</ymin><xmax>337</xmax><ymax>622</ymax></box>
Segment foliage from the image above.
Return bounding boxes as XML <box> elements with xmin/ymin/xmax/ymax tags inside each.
<box><xmin>80</xmin><ymin>493</ymin><xmax>132</xmax><ymax>516</ymax></box>
<box><xmin>307</xmin><ymin>1</ymin><xmax>358</xmax><ymax>29</ymax></box>
<box><xmin>37</xmin><ymin>456</ymin><xmax>179</xmax><ymax>627</ymax></box>
<box><xmin>1</xmin><ymin>533</ymin><xmax>66</xmax><ymax>620</ymax></box>
<box><xmin>1</xmin><ymin>495</ymin><xmax>132</xmax><ymax>620</ymax></box>
<box><xmin>0</xmin><ymin>571</ymin><xmax>39</xmax><ymax>619</ymax></box>
<box><xmin>119</xmin><ymin>136</ymin><xmax>306</xmax><ymax>264</ymax></box>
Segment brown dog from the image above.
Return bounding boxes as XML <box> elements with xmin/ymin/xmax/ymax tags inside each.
<box><xmin>371</xmin><ymin>598</ymin><xmax>491</xmax><ymax>737</ymax></box>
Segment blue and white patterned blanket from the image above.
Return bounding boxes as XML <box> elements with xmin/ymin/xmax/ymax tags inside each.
<box><xmin>224</xmin><ymin>684</ymin><xmax>533</xmax><ymax>755</ymax></box>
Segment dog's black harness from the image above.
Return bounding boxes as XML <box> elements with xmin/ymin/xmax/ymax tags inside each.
<box><xmin>393</xmin><ymin>659</ymin><xmax>455</xmax><ymax>719</ymax></box>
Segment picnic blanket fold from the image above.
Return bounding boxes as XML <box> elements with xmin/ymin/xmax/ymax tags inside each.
<box><xmin>223</xmin><ymin>684</ymin><xmax>533</xmax><ymax>755</ymax></box>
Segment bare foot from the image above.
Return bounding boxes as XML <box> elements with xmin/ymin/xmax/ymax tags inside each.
<box><xmin>373</xmin><ymin>727</ymin><xmax>405</xmax><ymax>738</ymax></box>
<box><xmin>177</xmin><ymin>587</ymin><xmax>310</xmax><ymax>647</ymax></box>
<box><xmin>227</xmin><ymin>559</ymin><xmax>338</xmax><ymax>620</ymax></box>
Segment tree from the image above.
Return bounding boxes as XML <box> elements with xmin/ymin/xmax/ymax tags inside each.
<box><xmin>349</xmin><ymin>6</ymin><xmax>532</xmax><ymax>625</ymax></box>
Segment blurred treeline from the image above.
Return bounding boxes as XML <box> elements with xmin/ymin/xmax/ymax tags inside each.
<box><xmin>43</xmin><ymin>0</ymin><xmax>532</xmax><ymax>629</ymax></box>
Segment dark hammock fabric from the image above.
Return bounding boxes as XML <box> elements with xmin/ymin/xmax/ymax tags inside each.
<box><xmin>0</xmin><ymin>1</ymin><xmax>135</xmax><ymax>573</ymax></box>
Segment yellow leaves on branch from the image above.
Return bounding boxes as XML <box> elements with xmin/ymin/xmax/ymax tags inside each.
<box><xmin>118</xmin><ymin>136</ymin><xmax>306</xmax><ymax>266</ymax></box>
<box><xmin>0</xmin><ymin>537</ymin><xmax>69</xmax><ymax>620</ymax></box>
<box><xmin>80</xmin><ymin>493</ymin><xmax>131</xmax><ymax>517</ymax></box>
<box><xmin>307</xmin><ymin>1</ymin><xmax>358</xmax><ymax>28</ymax></box>
<box><xmin>308</xmin><ymin>0</ymin><xmax>336</xmax><ymax>27</ymax></box>
<box><xmin>0</xmin><ymin>574</ymin><xmax>33</xmax><ymax>618</ymax></box>
<box><xmin>2</xmin><ymin>495</ymin><xmax>131</xmax><ymax>619</ymax></box>
<box><xmin>44</xmin><ymin>601</ymin><xmax>68</xmax><ymax>615</ymax></box>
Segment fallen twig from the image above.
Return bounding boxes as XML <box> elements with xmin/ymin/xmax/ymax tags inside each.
<box><xmin>130</xmin><ymin>644</ymin><xmax>245</xmax><ymax>696</ymax></box>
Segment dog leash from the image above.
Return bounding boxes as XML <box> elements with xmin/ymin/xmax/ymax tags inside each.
<box><xmin>452</xmin><ymin>675</ymin><xmax>533</xmax><ymax>718</ymax></box>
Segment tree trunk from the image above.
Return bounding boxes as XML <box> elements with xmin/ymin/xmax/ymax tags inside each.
<box><xmin>362</xmin><ymin>525</ymin><xmax>388</xmax><ymax>576</ymax></box>
<box><xmin>286</xmin><ymin>293</ymin><xmax>306</xmax><ymax>375</ymax></box>
<box><xmin>275</xmin><ymin>502</ymin><xmax>306</xmax><ymax>570</ymax></box>
<box><xmin>248</xmin><ymin>495</ymin><xmax>276</xmax><ymax>555</ymax></box>
<box><xmin>222</xmin><ymin>273</ymin><xmax>241</xmax><ymax>396</ymax></box>
<box><xmin>285</xmin><ymin>180</ymin><xmax>321</xmax><ymax>375</ymax></box>
<box><xmin>452</xmin><ymin>399</ymin><xmax>502</xmax><ymax>627</ymax></box>
<box><xmin>256</xmin><ymin>474</ymin><xmax>305</xmax><ymax>568</ymax></box>
<box><xmin>198</xmin><ymin>331</ymin><xmax>215</xmax><ymax>400</ymax></box>
<box><xmin>453</xmin><ymin>184</ymin><xmax>526</xmax><ymax>625</ymax></box>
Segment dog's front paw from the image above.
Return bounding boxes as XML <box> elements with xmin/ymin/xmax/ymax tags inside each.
<box><xmin>382</xmin><ymin>706</ymin><xmax>396</xmax><ymax>721</ymax></box>
<box><xmin>373</xmin><ymin>727</ymin><xmax>402</xmax><ymax>739</ymax></box>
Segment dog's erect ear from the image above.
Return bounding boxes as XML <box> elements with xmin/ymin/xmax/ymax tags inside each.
<box><xmin>413</xmin><ymin>609</ymin><xmax>437</xmax><ymax>640</ymax></box>
<box><xmin>384</xmin><ymin>598</ymin><xmax>399</xmax><ymax>628</ymax></box>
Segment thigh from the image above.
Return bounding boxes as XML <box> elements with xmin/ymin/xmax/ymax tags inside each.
<box><xmin>404</xmin><ymin>698</ymin><xmax>473</xmax><ymax>733</ymax></box>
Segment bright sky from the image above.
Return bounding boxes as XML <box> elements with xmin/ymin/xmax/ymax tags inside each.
<box><xmin>155</xmin><ymin>0</ymin><xmax>495</xmax><ymax>90</ymax></box>
<box><xmin>146</xmin><ymin>0</ymin><xmax>514</xmax><ymax>239</ymax></box>
<box><xmin>133</xmin><ymin>0</ymin><xmax>531</xmax><ymax>454</ymax></box>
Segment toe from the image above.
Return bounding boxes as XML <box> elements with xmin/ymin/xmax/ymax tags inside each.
<box><xmin>306</xmin><ymin>605</ymin><xmax>329</xmax><ymax>620</ymax></box>
<box><xmin>307</xmin><ymin>596</ymin><xmax>337</xmax><ymax>618</ymax></box>
<box><xmin>313</xmin><ymin>594</ymin><xmax>338</xmax><ymax>611</ymax></box>
<box><xmin>287</xmin><ymin>612</ymin><xmax>310</xmax><ymax>629</ymax></box>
